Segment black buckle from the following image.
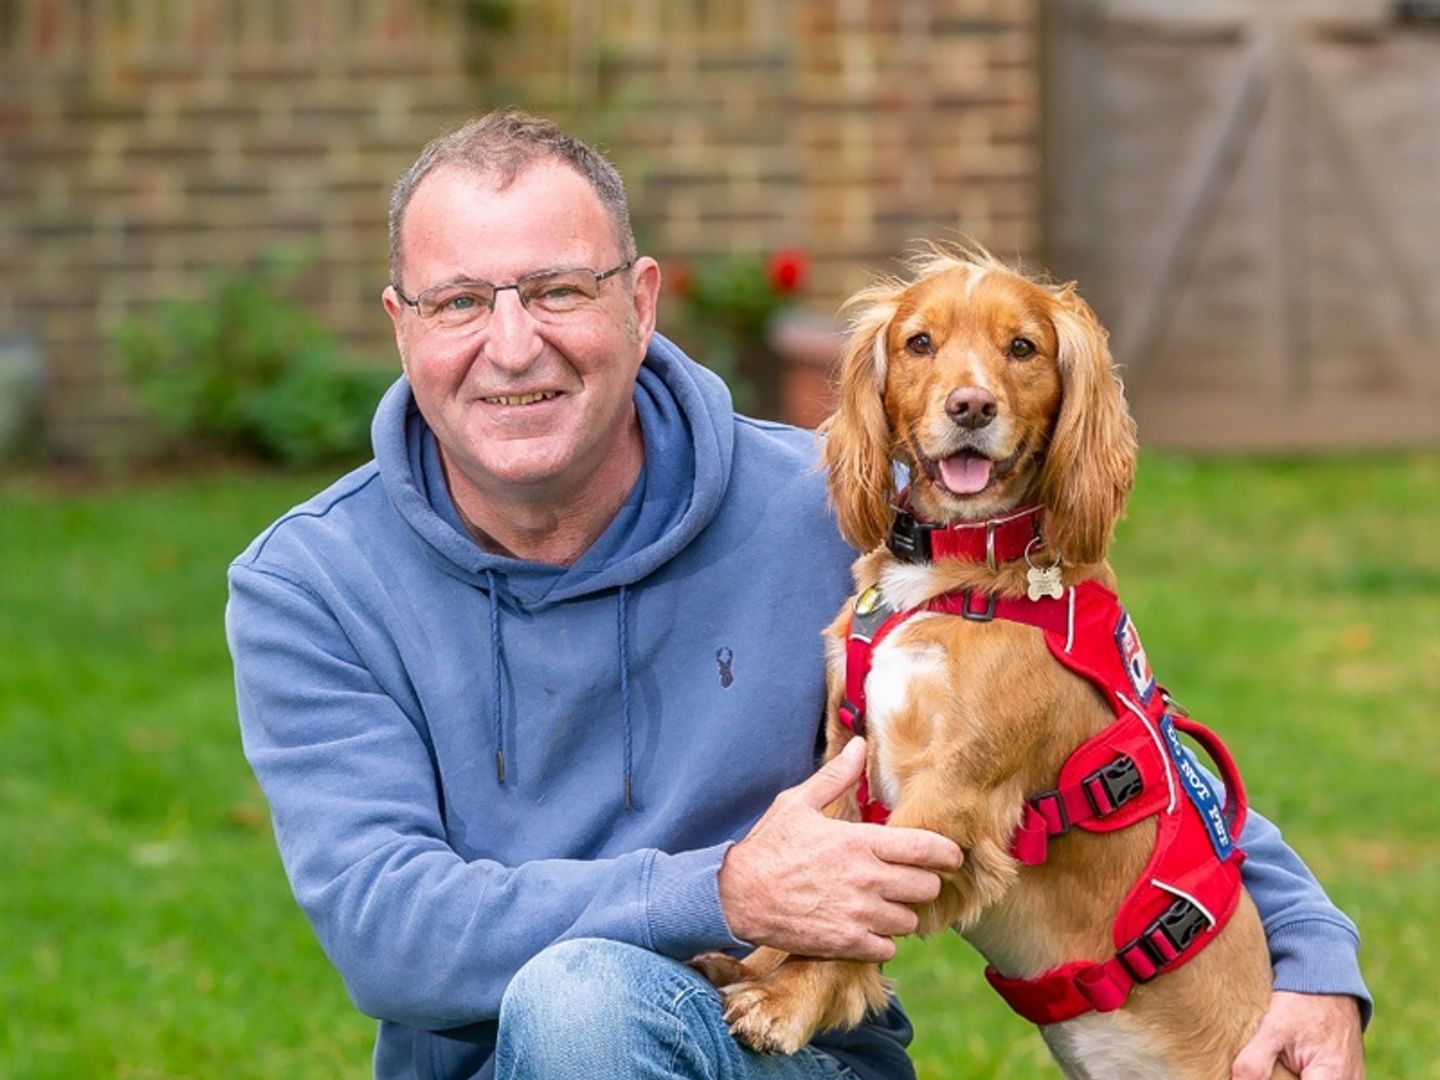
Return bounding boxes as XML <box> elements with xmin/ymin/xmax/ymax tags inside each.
<box><xmin>1154</xmin><ymin>898</ymin><xmax>1211</xmax><ymax>953</ymax></box>
<box><xmin>959</xmin><ymin>589</ymin><xmax>999</xmax><ymax>622</ymax></box>
<box><xmin>1118</xmin><ymin>898</ymin><xmax>1211</xmax><ymax>983</ymax></box>
<box><xmin>1084</xmin><ymin>756</ymin><xmax>1143</xmax><ymax>817</ymax></box>
<box><xmin>888</xmin><ymin>512</ymin><xmax>933</xmax><ymax>563</ymax></box>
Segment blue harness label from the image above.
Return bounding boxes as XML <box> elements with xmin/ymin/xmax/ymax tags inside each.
<box><xmin>1160</xmin><ymin>716</ymin><xmax>1234</xmax><ymax>861</ymax></box>
<box><xmin>1114</xmin><ymin>608</ymin><xmax>1156</xmax><ymax>705</ymax></box>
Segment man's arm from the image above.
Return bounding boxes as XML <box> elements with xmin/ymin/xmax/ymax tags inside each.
<box><xmin>227</xmin><ymin>562</ymin><xmax>741</xmax><ymax>1031</ymax></box>
<box><xmin>1231</xmin><ymin>804</ymin><xmax>1369</xmax><ymax>1077</ymax></box>
<box><xmin>1237</xmin><ymin>805</ymin><xmax>1371</xmax><ymax>1026</ymax></box>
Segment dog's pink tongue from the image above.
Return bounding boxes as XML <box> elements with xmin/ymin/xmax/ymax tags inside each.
<box><xmin>938</xmin><ymin>453</ymin><xmax>993</xmax><ymax>495</ymax></box>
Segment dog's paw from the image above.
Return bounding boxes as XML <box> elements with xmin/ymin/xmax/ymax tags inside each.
<box><xmin>721</xmin><ymin>983</ymin><xmax>813</xmax><ymax>1055</ymax></box>
<box><xmin>687</xmin><ymin>951</ymin><xmax>750</xmax><ymax>989</ymax></box>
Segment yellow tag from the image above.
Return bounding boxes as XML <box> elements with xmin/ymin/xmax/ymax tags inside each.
<box><xmin>855</xmin><ymin>586</ymin><xmax>883</xmax><ymax>616</ymax></box>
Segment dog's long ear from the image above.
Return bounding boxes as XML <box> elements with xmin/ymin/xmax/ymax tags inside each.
<box><xmin>820</xmin><ymin>288</ymin><xmax>900</xmax><ymax>552</ymax></box>
<box><xmin>1040</xmin><ymin>285</ymin><xmax>1138</xmax><ymax>567</ymax></box>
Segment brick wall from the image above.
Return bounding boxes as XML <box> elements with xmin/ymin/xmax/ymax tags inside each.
<box><xmin>2</xmin><ymin>0</ymin><xmax>481</xmax><ymax>459</ymax></box>
<box><xmin>1</xmin><ymin>0</ymin><xmax>1042</xmax><ymax>459</ymax></box>
<box><xmin>490</xmin><ymin>0</ymin><xmax>1043</xmax><ymax>318</ymax></box>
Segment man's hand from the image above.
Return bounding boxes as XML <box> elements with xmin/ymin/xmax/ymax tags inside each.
<box><xmin>1233</xmin><ymin>991</ymin><xmax>1365</xmax><ymax>1079</ymax></box>
<box><xmin>717</xmin><ymin>738</ymin><xmax>963</xmax><ymax>962</ymax></box>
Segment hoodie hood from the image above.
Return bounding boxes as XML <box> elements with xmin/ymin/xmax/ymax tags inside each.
<box><xmin>374</xmin><ymin>333</ymin><xmax>735</xmax><ymax>610</ymax></box>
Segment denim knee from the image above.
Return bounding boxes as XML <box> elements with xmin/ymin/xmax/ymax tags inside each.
<box><xmin>500</xmin><ymin>938</ymin><xmax>634</xmax><ymax>1045</ymax></box>
<box><xmin>496</xmin><ymin>937</ymin><xmax>718</xmax><ymax>1077</ymax></box>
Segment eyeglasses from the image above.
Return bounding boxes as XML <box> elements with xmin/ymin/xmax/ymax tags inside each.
<box><xmin>392</xmin><ymin>260</ymin><xmax>634</xmax><ymax>331</ymax></box>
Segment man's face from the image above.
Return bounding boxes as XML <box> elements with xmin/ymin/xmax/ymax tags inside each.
<box><xmin>383</xmin><ymin>161</ymin><xmax>659</xmax><ymax>504</ymax></box>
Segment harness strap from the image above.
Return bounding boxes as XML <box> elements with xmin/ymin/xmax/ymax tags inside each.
<box><xmin>839</xmin><ymin>576</ymin><xmax>1251</xmax><ymax>1025</ymax></box>
<box><xmin>987</xmin><ymin>875</ymin><xmax>1240</xmax><ymax>1024</ymax></box>
<box><xmin>1009</xmin><ymin>752</ymin><xmax>1146</xmax><ymax>866</ymax></box>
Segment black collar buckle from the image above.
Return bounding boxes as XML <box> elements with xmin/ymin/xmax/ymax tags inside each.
<box><xmin>888</xmin><ymin>511</ymin><xmax>933</xmax><ymax>563</ymax></box>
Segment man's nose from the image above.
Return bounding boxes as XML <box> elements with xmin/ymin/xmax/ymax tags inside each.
<box><xmin>482</xmin><ymin>289</ymin><xmax>543</xmax><ymax>370</ymax></box>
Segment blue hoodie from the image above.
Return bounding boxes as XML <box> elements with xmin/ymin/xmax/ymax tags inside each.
<box><xmin>228</xmin><ymin>336</ymin><xmax>1368</xmax><ymax>1080</ymax></box>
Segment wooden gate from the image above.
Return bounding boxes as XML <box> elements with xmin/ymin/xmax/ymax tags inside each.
<box><xmin>1045</xmin><ymin>0</ymin><xmax>1440</xmax><ymax>450</ymax></box>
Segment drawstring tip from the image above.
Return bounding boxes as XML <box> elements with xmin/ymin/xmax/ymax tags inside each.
<box><xmin>623</xmin><ymin>778</ymin><xmax>633</xmax><ymax>812</ymax></box>
<box><xmin>495</xmin><ymin>749</ymin><xmax>506</xmax><ymax>785</ymax></box>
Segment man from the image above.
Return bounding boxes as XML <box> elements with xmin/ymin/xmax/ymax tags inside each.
<box><xmin>227</xmin><ymin>110</ymin><xmax>1369</xmax><ymax>1080</ymax></box>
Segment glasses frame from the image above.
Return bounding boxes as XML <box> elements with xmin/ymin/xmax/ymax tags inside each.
<box><xmin>391</xmin><ymin>259</ymin><xmax>635</xmax><ymax>325</ymax></box>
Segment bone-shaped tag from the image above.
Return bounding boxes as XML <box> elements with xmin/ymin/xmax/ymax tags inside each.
<box><xmin>1026</xmin><ymin>564</ymin><xmax>1064</xmax><ymax>601</ymax></box>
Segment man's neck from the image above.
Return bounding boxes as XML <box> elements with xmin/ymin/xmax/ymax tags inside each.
<box><xmin>442</xmin><ymin>425</ymin><xmax>645</xmax><ymax>567</ymax></box>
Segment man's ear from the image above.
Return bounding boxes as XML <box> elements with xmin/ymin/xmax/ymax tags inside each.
<box><xmin>381</xmin><ymin>285</ymin><xmax>410</xmax><ymax>375</ymax></box>
<box><xmin>630</xmin><ymin>256</ymin><xmax>662</xmax><ymax>350</ymax></box>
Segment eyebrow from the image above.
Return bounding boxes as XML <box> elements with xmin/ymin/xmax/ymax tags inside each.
<box><xmin>418</xmin><ymin>266</ymin><xmax>585</xmax><ymax>292</ymax></box>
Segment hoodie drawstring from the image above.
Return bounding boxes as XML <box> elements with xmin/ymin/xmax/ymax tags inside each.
<box><xmin>484</xmin><ymin>572</ymin><xmax>634</xmax><ymax>811</ymax></box>
<box><xmin>486</xmin><ymin>569</ymin><xmax>506</xmax><ymax>785</ymax></box>
<box><xmin>618</xmin><ymin>584</ymin><xmax>633</xmax><ymax>811</ymax></box>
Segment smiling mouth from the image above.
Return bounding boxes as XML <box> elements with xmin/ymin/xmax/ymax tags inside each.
<box><xmin>482</xmin><ymin>391</ymin><xmax>560</xmax><ymax>406</ymax></box>
<box><xmin>921</xmin><ymin>442</ymin><xmax>1027</xmax><ymax>497</ymax></box>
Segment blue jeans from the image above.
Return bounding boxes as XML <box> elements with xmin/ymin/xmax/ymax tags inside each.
<box><xmin>494</xmin><ymin>938</ymin><xmax>857</xmax><ymax>1080</ymax></box>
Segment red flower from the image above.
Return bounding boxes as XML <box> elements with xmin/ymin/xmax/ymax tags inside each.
<box><xmin>659</xmin><ymin>258</ymin><xmax>694</xmax><ymax>299</ymax></box>
<box><xmin>766</xmin><ymin>248</ymin><xmax>808</xmax><ymax>294</ymax></box>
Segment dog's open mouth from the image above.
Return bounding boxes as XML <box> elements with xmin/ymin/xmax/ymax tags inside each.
<box><xmin>923</xmin><ymin>442</ymin><xmax>1027</xmax><ymax>498</ymax></box>
<box><xmin>937</xmin><ymin>451</ymin><xmax>994</xmax><ymax>495</ymax></box>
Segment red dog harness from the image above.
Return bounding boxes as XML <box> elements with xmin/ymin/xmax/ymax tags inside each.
<box><xmin>837</xmin><ymin>553</ymin><xmax>1249</xmax><ymax>1024</ymax></box>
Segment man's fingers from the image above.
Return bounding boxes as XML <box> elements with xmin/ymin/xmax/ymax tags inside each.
<box><xmin>866</xmin><ymin>823</ymin><xmax>964</xmax><ymax>871</ymax></box>
<box><xmin>1231</xmin><ymin>1016</ymin><xmax>1283</xmax><ymax>1080</ymax></box>
<box><xmin>871</xmin><ymin>899</ymin><xmax>921</xmax><ymax>938</ymax></box>
<box><xmin>793</xmin><ymin>736</ymin><xmax>867</xmax><ymax>810</ymax></box>
<box><xmin>850</xmin><ymin>932</ymin><xmax>899</xmax><ymax>964</ymax></box>
<box><xmin>879</xmin><ymin>865</ymin><xmax>945</xmax><ymax>906</ymax></box>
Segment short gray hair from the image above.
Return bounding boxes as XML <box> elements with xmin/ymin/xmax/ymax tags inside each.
<box><xmin>387</xmin><ymin>109</ymin><xmax>636</xmax><ymax>287</ymax></box>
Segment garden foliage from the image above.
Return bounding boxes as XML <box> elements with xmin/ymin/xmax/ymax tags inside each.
<box><xmin>114</xmin><ymin>253</ymin><xmax>393</xmax><ymax>466</ymax></box>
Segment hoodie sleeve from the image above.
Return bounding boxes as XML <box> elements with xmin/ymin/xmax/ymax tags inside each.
<box><xmin>226</xmin><ymin>561</ymin><xmax>745</xmax><ymax>1032</ymax></box>
<box><xmin>1236</xmin><ymin>805</ymin><xmax>1372</xmax><ymax>1027</ymax></box>
<box><xmin>1185</xmin><ymin>749</ymin><xmax>1372</xmax><ymax>1027</ymax></box>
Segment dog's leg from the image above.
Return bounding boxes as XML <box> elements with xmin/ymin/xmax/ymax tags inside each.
<box><xmin>690</xmin><ymin>940</ymin><xmax>889</xmax><ymax>1054</ymax></box>
<box><xmin>713</xmin><ymin>955</ymin><xmax>891</xmax><ymax>1055</ymax></box>
<box><xmin>882</xmin><ymin>773</ymin><xmax>1021</xmax><ymax>934</ymax></box>
<box><xmin>687</xmin><ymin>944</ymin><xmax>789</xmax><ymax>990</ymax></box>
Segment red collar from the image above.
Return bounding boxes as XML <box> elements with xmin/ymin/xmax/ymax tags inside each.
<box><xmin>888</xmin><ymin>502</ymin><xmax>1044</xmax><ymax>568</ymax></box>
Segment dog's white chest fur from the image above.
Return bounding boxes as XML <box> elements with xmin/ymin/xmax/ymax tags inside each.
<box><xmin>862</xmin><ymin>619</ymin><xmax>945</xmax><ymax>807</ymax></box>
<box><xmin>1041</xmin><ymin>1012</ymin><xmax>1174</xmax><ymax>1079</ymax></box>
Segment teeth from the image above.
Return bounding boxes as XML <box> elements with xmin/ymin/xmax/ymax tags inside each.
<box><xmin>485</xmin><ymin>391</ymin><xmax>558</xmax><ymax>406</ymax></box>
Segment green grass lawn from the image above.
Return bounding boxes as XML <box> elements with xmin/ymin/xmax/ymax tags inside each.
<box><xmin>2</xmin><ymin>453</ymin><xmax>1437</xmax><ymax>1078</ymax></box>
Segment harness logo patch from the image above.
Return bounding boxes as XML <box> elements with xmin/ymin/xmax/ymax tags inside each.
<box><xmin>1160</xmin><ymin>716</ymin><xmax>1234</xmax><ymax>861</ymax></box>
<box><xmin>1114</xmin><ymin>608</ymin><xmax>1156</xmax><ymax>705</ymax></box>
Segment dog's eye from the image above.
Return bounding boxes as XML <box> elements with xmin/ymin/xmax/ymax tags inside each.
<box><xmin>905</xmin><ymin>333</ymin><xmax>932</xmax><ymax>356</ymax></box>
<box><xmin>1008</xmin><ymin>337</ymin><xmax>1036</xmax><ymax>360</ymax></box>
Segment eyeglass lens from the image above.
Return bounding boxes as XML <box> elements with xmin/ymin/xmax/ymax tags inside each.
<box><xmin>418</xmin><ymin>269</ymin><xmax>604</xmax><ymax>328</ymax></box>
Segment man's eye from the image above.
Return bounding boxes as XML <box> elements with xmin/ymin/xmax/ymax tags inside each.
<box><xmin>538</xmin><ymin>284</ymin><xmax>582</xmax><ymax>301</ymax></box>
<box><xmin>905</xmin><ymin>333</ymin><xmax>932</xmax><ymax>356</ymax></box>
<box><xmin>443</xmin><ymin>293</ymin><xmax>480</xmax><ymax>311</ymax></box>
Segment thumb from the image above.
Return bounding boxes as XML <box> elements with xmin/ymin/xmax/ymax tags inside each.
<box><xmin>795</xmin><ymin>737</ymin><xmax>867</xmax><ymax>810</ymax></box>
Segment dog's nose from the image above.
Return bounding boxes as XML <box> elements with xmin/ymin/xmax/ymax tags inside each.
<box><xmin>945</xmin><ymin>386</ymin><xmax>998</xmax><ymax>430</ymax></box>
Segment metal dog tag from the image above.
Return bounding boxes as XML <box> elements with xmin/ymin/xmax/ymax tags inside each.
<box><xmin>1027</xmin><ymin>564</ymin><xmax>1065</xmax><ymax>601</ymax></box>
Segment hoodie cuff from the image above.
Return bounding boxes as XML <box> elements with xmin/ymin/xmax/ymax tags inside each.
<box><xmin>644</xmin><ymin>842</ymin><xmax>748</xmax><ymax>959</ymax></box>
<box><xmin>1266</xmin><ymin>918</ymin><xmax>1373</xmax><ymax>1030</ymax></box>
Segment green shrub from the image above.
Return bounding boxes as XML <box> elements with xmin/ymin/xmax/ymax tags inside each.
<box><xmin>114</xmin><ymin>253</ymin><xmax>394</xmax><ymax>466</ymax></box>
